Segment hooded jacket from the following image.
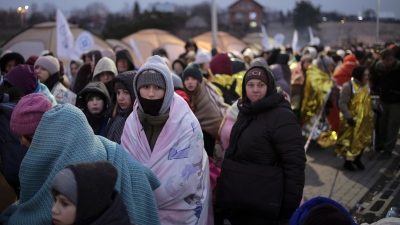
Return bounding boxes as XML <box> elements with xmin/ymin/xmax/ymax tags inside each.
<box><xmin>116</xmin><ymin>50</ymin><xmax>135</xmax><ymax>73</ymax></box>
<box><xmin>333</xmin><ymin>54</ymin><xmax>358</xmax><ymax>86</ymax></box>
<box><xmin>77</xmin><ymin>82</ymin><xmax>113</xmax><ymax>136</ymax></box>
<box><xmin>228</xmin><ymin>66</ymin><xmax>306</xmax><ymax>220</ymax></box>
<box><xmin>0</xmin><ymin>52</ymin><xmax>25</xmax><ymax>74</ymax></box>
<box><xmin>92</xmin><ymin>57</ymin><xmax>118</xmax><ymax>81</ymax></box>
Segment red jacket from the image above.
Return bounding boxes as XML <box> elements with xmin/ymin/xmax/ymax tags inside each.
<box><xmin>174</xmin><ymin>90</ymin><xmax>193</xmax><ymax>111</ymax></box>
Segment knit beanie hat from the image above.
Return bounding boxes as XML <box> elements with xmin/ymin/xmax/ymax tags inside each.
<box><xmin>195</xmin><ymin>50</ymin><xmax>212</xmax><ymax>64</ymax></box>
<box><xmin>51</xmin><ymin>168</ymin><xmax>77</xmax><ymax>205</ymax></box>
<box><xmin>136</xmin><ymin>70</ymin><xmax>166</xmax><ymax>90</ymax></box>
<box><xmin>4</xmin><ymin>64</ymin><xmax>38</xmax><ymax>95</ymax></box>
<box><xmin>302</xmin><ymin>203</ymin><xmax>352</xmax><ymax>225</ymax></box>
<box><xmin>210</xmin><ymin>53</ymin><xmax>233</xmax><ymax>76</ymax></box>
<box><xmin>34</xmin><ymin>56</ymin><xmax>60</xmax><ymax>75</ymax></box>
<box><xmin>25</xmin><ymin>55</ymin><xmax>38</xmax><ymax>66</ymax></box>
<box><xmin>182</xmin><ymin>63</ymin><xmax>203</xmax><ymax>83</ymax></box>
<box><xmin>244</xmin><ymin>67</ymin><xmax>268</xmax><ymax>86</ymax></box>
<box><xmin>10</xmin><ymin>93</ymin><xmax>53</xmax><ymax>136</ymax></box>
<box><xmin>52</xmin><ymin>161</ymin><xmax>118</xmax><ymax>223</ymax></box>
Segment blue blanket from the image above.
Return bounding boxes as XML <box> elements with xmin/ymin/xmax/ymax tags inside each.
<box><xmin>0</xmin><ymin>103</ymin><xmax>161</xmax><ymax>225</ymax></box>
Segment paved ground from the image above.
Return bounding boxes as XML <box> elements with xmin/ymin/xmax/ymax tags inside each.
<box><xmin>304</xmin><ymin>138</ymin><xmax>400</xmax><ymax>224</ymax></box>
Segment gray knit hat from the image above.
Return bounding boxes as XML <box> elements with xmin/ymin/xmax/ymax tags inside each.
<box><xmin>51</xmin><ymin>168</ymin><xmax>77</xmax><ymax>205</ymax></box>
<box><xmin>34</xmin><ymin>56</ymin><xmax>60</xmax><ymax>75</ymax></box>
<box><xmin>136</xmin><ymin>70</ymin><xmax>166</xmax><ymax>90</ymax></box>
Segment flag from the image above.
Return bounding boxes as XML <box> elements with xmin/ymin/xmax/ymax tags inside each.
<box><xmin>292</xmin><ymin>29</ymin><xmax>299</xmax><ymax>52</ymax></box>
<box><xmin>129</xmin><ymin>38</ymin><xmax>144</xmax><ymax>65</ymax></box>
<box><xmin>273</xmin><ymin>33</ymin><xmax>285</xmax><ymax>48</ymax></box>
<box><xmin>56</xmin><ymin>9</ymin><xmax>74</xmax><ymax>59</ymax></box>
<box><xmin>261</xmin><ymin>25</ymin><xmax>271</xmax><ymax>50</ymax></box>
<box><xmin>73</xmin><ymin>31</ymin><xmax>94</xmax><ymax>59</ymax></box>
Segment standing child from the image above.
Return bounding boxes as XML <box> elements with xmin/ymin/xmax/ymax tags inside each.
<box><xmin>51</xmin><ymin>161</ymin><xmax>131</xmax><ymax>225</ymax></box>
<box><xmin>105</xmin><ymin>71</ymin><xmax>136</xmax><ymax>144</ymax></box>
<box><xmin>77</xmin><ymin>82</ymin><xmax>112</xmax><ymax>136</ymax></box>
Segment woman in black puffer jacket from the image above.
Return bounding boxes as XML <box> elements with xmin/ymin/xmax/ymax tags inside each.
<box><xmin>219</xmin><ymin>66</ymin><xmax>306</xmax><ymax>225</ymax></box>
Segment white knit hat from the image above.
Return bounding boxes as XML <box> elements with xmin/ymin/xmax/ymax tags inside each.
<box><xmin>34</xmin><ymin>56</ymin><xmax>60</xmax><ymax>75</ymax></box>
<box><xmin>195</xmin><ymin>50</ymin><xmax>212</xmax><ymax>64</ymax></box>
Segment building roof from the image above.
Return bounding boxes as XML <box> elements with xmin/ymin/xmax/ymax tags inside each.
<box><xmin>228</xmin><ymin>0</ymin><xmax>264</xmax><ymax>10</ymax></box>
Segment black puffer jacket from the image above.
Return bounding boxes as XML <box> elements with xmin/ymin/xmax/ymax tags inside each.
<box><xmin>228</xmin><ymin>66</ymin><xmax>306</xmax><ymax>219</ymax></box>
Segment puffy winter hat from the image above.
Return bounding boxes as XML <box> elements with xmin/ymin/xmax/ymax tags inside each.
<box><xmin>10</xmin><ymin>93</ymin><xmax>53</xmax><ymax>136</ymax></box>
<box><xmin>51</xmin><ymin>168</ymin><xmax>77</xmax><ymax>205</ymax></box>
<box><xmin>34</xmin><ymin>56</ymin><xmax>60</xmax><ymax>75</ymax></box>
<box><xmin>195</xmin><ymin>50</ymin><xmax>212</xmax><ymax>64</ymax></box>
<box><xmin>4</xmin><ymin>64</ymin><xmax>38</xmax><ymax>95</ymax></box>
<box><xmin>210</xmin><ymin>53</ymin><xmax>233</xmax><ymax>76</ymax></box>
<box><xmin>136</xmin><ymin>70</ymin><xmax>166</xmax><ymax>90</ymax></box>
<box><xmin>67</xmin><ymin>161</ymin><xmax>118</xmax><ymax>223</ymax></box>
<box><xmin>182</xmin><ymin>63</ymin><xmax>203</xmax><ymax>83</ymax></box>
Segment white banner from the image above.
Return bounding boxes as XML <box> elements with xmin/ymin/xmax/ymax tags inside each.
<box><xmin>261</xmin><ymin>25</ymin><xmax>271</xmax><ymax>50</ymax></box>
<box><xmin>56</xmin><ymin>9</ymin><xmax>74</xmax><ymax>59</ymax></box>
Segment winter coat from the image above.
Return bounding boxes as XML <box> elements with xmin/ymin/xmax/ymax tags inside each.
<box><xmin>0</xmin><ymin>96</ymin><xmax>27</xmax><ymax>196</ymax></box>
<box><xmin>228</xmin><ymin>65</ymin><xmax>306</xmax><ymax>220</ymax></box>
<box><xmin>270</xmin><ymin>64</ymin><xmax>292</xmax><ymax>98</ymax></box>
<box><xmin>373</xmin><ymin>59</ymin><xmax>400</xmax><ymax>104</ymax></box>
<box><xmin>82</xmin><ymin>191</ymin><xmax>132</xmax><ymax>225</ymax></box>
<box><xmin>73</xmin><ymin>63</ymin><xmax>93</xmax><ymax>95</ymax></box>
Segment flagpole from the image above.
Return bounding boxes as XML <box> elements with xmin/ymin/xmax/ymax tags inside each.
<box><xmin>376</xmin><ymin>0</ymin><xmax>380</xmax><ymax>43</ymax></box>
<box><xmin>211</xmin><ymin>0</ymin><xmax>218</xmax><ymax>49</ymax></box>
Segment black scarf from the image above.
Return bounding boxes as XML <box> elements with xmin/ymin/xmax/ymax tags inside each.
<box><xmin>138</xmin><ymin>96</ymin><xmax>164</xmax><ymax>116</ymax></box>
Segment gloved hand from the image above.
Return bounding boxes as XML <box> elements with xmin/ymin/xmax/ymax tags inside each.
<box><xmin>347</xmin><ymin>118</ymin><xmax>356</xmax><ymax>127</ymax></box>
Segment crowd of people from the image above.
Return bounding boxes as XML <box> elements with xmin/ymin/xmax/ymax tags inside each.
<box><xmin>0</xmin><ymin>38</ymin><xmax>399</xmax><ymax>225</ymax></box>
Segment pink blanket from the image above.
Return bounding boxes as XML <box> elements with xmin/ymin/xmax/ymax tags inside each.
<box><xmin>121</xmin><ymin>93</ymin><xmax>211</xmax><ymax>225</ymax></box>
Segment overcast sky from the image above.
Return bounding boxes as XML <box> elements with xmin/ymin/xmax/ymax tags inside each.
<box><xmin>2</xmin><ymin>0</ymin><xmax>400</xmax><ymax>18</ymax></box>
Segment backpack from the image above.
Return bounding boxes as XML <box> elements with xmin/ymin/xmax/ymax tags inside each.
<box><xmin>212</xmin><ymin>79</ymin><xmax>240</xmax><ymax>105</ymax></box>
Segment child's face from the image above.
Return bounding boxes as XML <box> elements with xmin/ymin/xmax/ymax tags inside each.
<box><xmin>52</xmin><ymin>194</ymin><xmax>76</xmax><ymax>225</ymax></box>
<box><xmin>87</xmin><ymin>96</ymin><xmax>105</xmax><ymax>115</ymax></box>
<box><xmin>35</xmin><ymin>65</ymin><xmax>51</xmax><ymax>83</ymax></box>
<box><xmin>116</xmin><ymin>89</ymin><xmax>132</xmax><ymax>110</ymax></box>
<box><xmin>139</xmin><ymin>84</ymin><xmax>165</xmax><ymax>100</ymax></box>
<box><xmin>184</xmin><ymin>77</ymin><xmax>198</xmax><ymax>92</ymax></box>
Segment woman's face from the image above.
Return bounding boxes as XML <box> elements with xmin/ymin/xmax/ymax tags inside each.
<box><xmin>302</xmin><ymin>61</ymin><xmax>311</xmax><ymax>70</ymax></box>
<box><xmin>87</xmin><ymin>96</ymin><xmax>105</xmax><ymax>115</ymax></box>
<box><xmin>116</xmin><ymin>89</ymin><xmax>132</xmax><ymax>110</ymax></box>
<box><xmin>184</xmin><ymin>76</ymin><xmax>198</xmax><ymax>92</ymax></box>
<box><xmin>98</xmin><ymin>72</ymin><xmax>115</xmax><ymax>84</ymax></box>
<box><xmin>117</xmin><ymin>59</ymin><xmax>129</xmax><ymax>73</ymax></box>
<box><xmin>52</xmin><ymin>194</ymin><xmax>76</xmax><ymax>225</ymax></box>
<box><xmin>35</xmin><ymin>65</ymin><xmax>51</xmax><ymax>83</ymax></box>
<box><xmin>139</xmin><ymin>84</ymin><xmax>165</xmax><ymax>100</ymax></box>
<box><xmin>245</xmin><ymin>79</ymin><xmax>267</xmax><ymax>103</ymax></box>
<box><xmin>70</xmin><ymin>63</ymin><xmax>79</xmax><ymax>76</ymax></box>
<box><xmin>5</xmin><ymin>60</ymin><xmax>16</xmax><ymax>73</ymax></box>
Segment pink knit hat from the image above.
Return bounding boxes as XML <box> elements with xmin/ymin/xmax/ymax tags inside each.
<box><xmin>10</xmin><ymin>93</ymin><xmax>53</xmax><ymax>136</ymax></box>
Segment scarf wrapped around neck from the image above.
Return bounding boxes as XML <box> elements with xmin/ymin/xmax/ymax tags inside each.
<box><xmin>121</xmin><ymin>93</ymin><xmax>211</xmax><ymax>225</ymax></box>
<box><xmin>0</xmin><ymin>104</ymin><xmax>161</xmax><ymax>225</ymax></box>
